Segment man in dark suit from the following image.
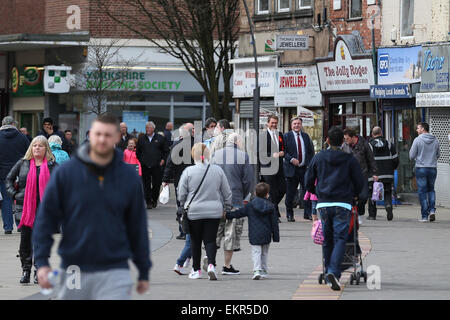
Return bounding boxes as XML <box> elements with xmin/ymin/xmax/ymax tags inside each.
<box><xmin>283</xmin><ymin>117</ymin><xmax>315</xmax><ymax>222</ymax></box>
<box><xmin>136</xmin><ymin>121</ymin><xmax>169</xmax><ymax>209</ymax></box>
<box><xmin>260</xmin><ymin>114</ymin><xmax>285</xmax><ymax>223</ymax></box>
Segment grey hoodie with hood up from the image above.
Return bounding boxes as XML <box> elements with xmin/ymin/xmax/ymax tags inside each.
<box><xmin>409</xmin><ymin>133</ymin><xmax>440</xmax><ymax>168</ymax></box>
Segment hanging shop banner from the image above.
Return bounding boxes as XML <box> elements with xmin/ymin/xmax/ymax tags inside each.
<box><xmin>420</xmin><ymin>45</ymin><xmax>450</xmax><ymax>92</ymax></box>
<box><xmin>276</xmin><ymin>35</ymin><xmax>309</xmax><ymax>51</ymax></box>
<box><xmin>11</xmin><ymin>66</ymin><xmax>44</xmax><ymax>97</ymax></box>
<box><xmin>377</xmin><ymin>46</ymin><xmax>422</xmax><ymax>85</ymax></box>
<box><xmin>233</xmin><ymin>61</ymin><xmax>276</xmax><ymax>98</ymax></box>
<box><xmin>370</xmin><ymin>84</ymin><xmax>411</xmax><ymax>99</ymax></box>
<box><xmin>317</xmin><ymin>40</ymin><xmax>374</xmax><ymax>92</ymax></box>
<box><xmin>122</xmin><ymin>111</ymin><xmax>149</xmax><ymax>135</ymax></box>
<box><xmin>275</xmin><ymin>66</ymin><xmax>322</xmax><ymax>106</ymax></box>
<box><xmin>296</xmin><ymin>106</ymin><xmax>315</xmax><ymax>127</ymax></box>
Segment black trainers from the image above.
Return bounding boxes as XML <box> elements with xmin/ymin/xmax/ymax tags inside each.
<box><xmin>386</xmin><ymin>208</ymin><xmax>393</xmax><ymax>221</ymax></box>
<box><xmin>326</xmin><ymin>273</ymin><xmax>341</xmax><ymax>291</ymax></box>
<box><xmin>222</xmin><ymin>265</ymin><xmax>240</xmax><ymax>275</ymax></box>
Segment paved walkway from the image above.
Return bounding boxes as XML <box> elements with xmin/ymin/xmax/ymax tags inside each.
<box><xmin>0</xmin><ymin>188</ymin><xmax>449</xmax><ymax>300</ymax></box>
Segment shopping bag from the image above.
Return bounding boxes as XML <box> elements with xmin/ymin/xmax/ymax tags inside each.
<box><xmin>159</xmin><ymin>185</ymin><xmax>170</xmax><ymax>204</ymax></box>
<box><xmin>371</xmin><ymin>182</ymin><xmax>384</xmax><ymax>201</ymax></box>
<box><xmin>311</xmin><ymin>220</ymin><xmax>324</xmax><ymax>245</ymax></box>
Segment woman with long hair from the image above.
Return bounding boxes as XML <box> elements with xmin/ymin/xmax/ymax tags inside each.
<box><xmin>6</xmin><ymin>136</ymin><xmax>56</xmax><ymax>284</ymax></box>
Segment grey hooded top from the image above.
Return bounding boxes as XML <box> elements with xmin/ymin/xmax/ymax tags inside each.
<box><xmin>409</xmin><ymin>133</ymin><xmax>440</xmax><ymax>168</ymax></box>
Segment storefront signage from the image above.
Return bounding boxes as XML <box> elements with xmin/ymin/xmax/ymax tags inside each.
<box><xmin>297</xmin><ymin>106</ymin><xmax>315</xmax><ymax>127</ymax></box>
<box><xmin>370</xmin><ymin>84</ymin><xmax>411</xmax><ymax>99</ymax></box>
<box><xmin>44</xmin><ymin>65</ymin><xmax>72</xmax><ymax>93</ymax></box>
<box><xmin>377</xmin><ymin>46</ymin><xmax>422</xmax><ymax>85</ymax></box>
<box><xmin>421</xmin><ymin>46</ymin><xmax>450</xmax><ymax>92</ymax></box>
<box><xmin>274</xmin><ymin>66</ymin><xmax>321</xmax><ymax>106</ymax></box>
<box><xmin>416</xmin><ymin>92</ymin><xmax>450</xmax><ymax>107</ymax></box>
<box><xmin>276</xmin><ymin>35</ymin><xmax>309</xmax><ymax>51</ymax></box>
<box><xmin>122</xmin><ymin>111</ymin><xmax>149</xmax><ymax>135</ymax></box>
<box><xmin>317</xmin><ymin>40</ymin><xmax>374</xmax><ymax>92</ymax></box>
<box><xmin>11</xmin><ymin>66</ymin><xmax>44</xmax><ymax>97</ymax></box>
<box><xmin>233</xmin><ymin>61</ymin><xmax>276</xmax><ymax>98</ymax></box>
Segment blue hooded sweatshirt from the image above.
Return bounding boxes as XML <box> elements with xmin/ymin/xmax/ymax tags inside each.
<box><xmin>33</xmin><ymin>143</ymin><xmax>151</xmax><ymax>281</ymax></box>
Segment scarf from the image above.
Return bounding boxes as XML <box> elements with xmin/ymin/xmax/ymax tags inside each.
<box><xmin>19</xmin><ymin>158</ymin><xmax>51</xmax><ymax>229</ymax></box>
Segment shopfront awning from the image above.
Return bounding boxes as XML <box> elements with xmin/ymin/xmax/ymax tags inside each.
<box><xmin>0</xmin><ymin>33</ymin><xmax>90</xmax><ymax>51</ymax></box>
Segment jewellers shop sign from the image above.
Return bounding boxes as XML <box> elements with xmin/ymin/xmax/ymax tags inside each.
<box><xmin>317</xmin><ymin>40</ymin><xmax>374</xmax><ymax>92</ymax></box>
<box><xmin>276</xmin><ymin>35</ymin><xmax>309</xmax><ymax>51</ymax></box>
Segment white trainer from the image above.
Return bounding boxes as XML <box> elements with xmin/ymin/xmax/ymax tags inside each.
<box><xmin>419</xmin><ymin>218</ymin><xmax>428</xmax><ymax>222</ymax></box>
<box><xmin>183</xmin><ymin>258</ymin><xmax>191</xmax><ymax>269</ymax></box>
<box><xmin>252</xmin><ymin>270</ymin><xmax>261</xmax><ymax>280</ymax></box>
<box><xmin>207</xmin><ymin>264</ymin><xmax>217</xmax><ymax>280</ymax></box>
<box><xmin>173</xmin><ymin>264</ymin><xmax>189</xmax><ymax>275</ymax></box>
<box><xmin>188</xmin><ymin>269</ymin><xmax>202</xmax><ymax>279</ymax></box>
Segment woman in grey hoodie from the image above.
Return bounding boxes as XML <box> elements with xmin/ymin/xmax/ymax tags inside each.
<box><xmin>177</xmin><ymin>143</ymin><xmax>233</xmax><ymax>280</ymax></box>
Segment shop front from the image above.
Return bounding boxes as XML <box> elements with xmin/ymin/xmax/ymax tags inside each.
<box><xmin>317</xmin><ymin>36</ymin><xmax>376</xmax><ymax>140</ymax></box>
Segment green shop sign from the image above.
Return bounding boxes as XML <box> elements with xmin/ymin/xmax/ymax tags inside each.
<box><xmin>11</xmin><ymin>66</ymin><xmax>44</xmax><ymax>97</ymax></box>
<box><xmin>85</xmin><ymin>71</ymin><xmax>181</xmax><ymax>91</ymax></box>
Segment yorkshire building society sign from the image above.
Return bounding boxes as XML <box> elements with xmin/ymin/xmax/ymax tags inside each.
<box><xmin>317</xmin><ymin>40</ymin><xmax>374</xmax><ymax>92</ymax></box>
<box><xmin>276</xmin><ymin>35</ymin><xmax>309</xmax><ymax>51</ymax></box>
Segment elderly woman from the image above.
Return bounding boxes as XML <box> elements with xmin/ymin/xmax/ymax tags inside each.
<box><xmin>177</xmin><ymin>143</ymin><xmax>232</xmax><ymax>280</ymax></box>
<box><xmin>6</xmin><ymin>136</ymin><xmax>56</xmax><ymax>284</ymax></box>
<box><xmin>48</xmin><ymin>135</ymin><xmax>70</xmax><ymax>164</ymax></box>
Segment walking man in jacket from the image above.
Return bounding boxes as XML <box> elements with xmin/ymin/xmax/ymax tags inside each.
<box><xmin>409</xmin><ymin>122</ymin><xmax>440</xmax><ymax>222</ymax></box>
<box><xmin>34</xmin><ymin>114</ymin><xmax>151</xmax><ymax>299</ymax></box>
<box><xmin>368</xmin><ymin>127</ymin><xmax>399</xmax><ymax>221</ymax></box>
<box><xmin>0</xmin><ymin>116</ymin><xmax>30</xmax><ymax>234</ymax></box>
<box><xmin>136</xmin><ymin>121</ymin><xmax>169</xmax><ymax>209</ymax></box>
<box><xmin>305</xmin><ymin>126</ymin><xmax>364</xmax><ymax>291</ymax></box>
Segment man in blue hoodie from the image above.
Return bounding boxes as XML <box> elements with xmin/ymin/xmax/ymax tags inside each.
<box><xmin>409</xmin><ymin>122</ymin><xmax>440</xmax><ymax>222</ymax></box>
<box><xmin>33</xmin><ymin>115</ymin><xmax>151</xmax><ymax>300</ymax></box>
<box><xmin>305</xmin><ymin>126</ymin><xmax>364</xmax><ymax>291</ymax></box>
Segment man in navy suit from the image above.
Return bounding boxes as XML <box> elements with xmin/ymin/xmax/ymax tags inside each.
<box><xmin>283</xmin><ymin>117</ymin><xmax>315</xmax><ymax>222</ymax></box>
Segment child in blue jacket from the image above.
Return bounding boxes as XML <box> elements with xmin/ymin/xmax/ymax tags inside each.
<box><xmin>226</xmin><ymin>182</ymin><xmax>280</xmax><ymax>280</ymax></box>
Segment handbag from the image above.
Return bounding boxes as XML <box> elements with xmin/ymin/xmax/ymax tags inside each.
<box><xmin>311</xmin><ymin>220</ymin><xmax>324</xmax><ymax>245</ymax></box>
<box><xmin>181</xmin><ymin>164</ymin><xmax>210</xmax><ymax>234</ymax></box>
<box><xmin>13</xmin><ymin>204</ymin><xmax>23</xmax><ymax>222</ymax></box>
<box><xmin>371</xmin><ymin>181</ymin><xmax>384</xmax><ymax>201</ymax></box>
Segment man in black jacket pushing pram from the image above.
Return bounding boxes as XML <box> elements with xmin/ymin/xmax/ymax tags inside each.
<box><xmin>305</xmin><ymin>126</ymin><xmax>365</xmax><ymax>291</ymax></box>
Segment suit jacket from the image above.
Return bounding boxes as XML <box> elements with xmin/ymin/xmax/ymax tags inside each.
<box><xmin>283</xmin><ymin>130</ymin><xmax>314</xmax><ymax>178</ymax></box>
<box><xmin>136</xmin><ymin>133</ymin><xmax>169</xmax><ymax>169</ymax></box>
<box><xmin>260</xmin><ymin>130</ymin><xmax>284</xmax><ymax>177</ymax></box>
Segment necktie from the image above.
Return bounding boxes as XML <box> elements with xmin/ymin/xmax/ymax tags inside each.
<box><xmin>297</xmin><ymin>133</ymin><xmax>303</xmax><ymax>164</ymax></box>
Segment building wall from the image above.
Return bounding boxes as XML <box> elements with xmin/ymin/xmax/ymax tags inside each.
<box><xmin>0</xmin><ymin>0</ymin><xmax>46</xmax><ymax>34</ymax></box>
<box><xmin>329</xmin><ymin>0</ymin><xmax>382</xmax><ymax>50</ymax></box>
<box><xmin>45</xmin><ymin>0</ymin><xmax>90</xmax><ymax>34</ymax></box>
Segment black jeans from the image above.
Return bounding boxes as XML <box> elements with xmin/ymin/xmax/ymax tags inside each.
<box><xmin>368</xmin><ymin>182</ymin><xmax>393</xmax><ymax>218</ymax></box>
<box><xmin>188</xmin><ymin>218</ymin><xmax>221</xmax><ymax>271</ymax></box>
<box><xmin>357</xmin><ymin>181</ymin><xmax>369</xmax><ymax>216</ymax></box>
<box><xmin>285</xmin><ymin>166</ymin><xmax>307</xmax><ymax>218</ymax></box>
<box><xmin>19</xmin><ymin>226</ymin><xmax>34</xmax><ymax>271</ymax></box>
<box><xmin>141</xmin><ymin>166</ymin><xmax>162</xmax><ymax>205</ymax></box>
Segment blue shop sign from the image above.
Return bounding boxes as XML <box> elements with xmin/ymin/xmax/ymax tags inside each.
<box><xmin>421</xmin><ymin>45</ymin><xmax>450</xmax><ymax>92</ymax></box>
<box><xmin>370</xmin><ymin>85</ymin><xmax>411</xmax><ymax>99</ymax></box>
<box><xmin>377</xmin><ymin>46</ymin><xmax>422</xmax><ymax>84</ymax></box>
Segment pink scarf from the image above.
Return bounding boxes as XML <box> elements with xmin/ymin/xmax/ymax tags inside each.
<box><xmin>19</xmin><ymin>158</ymin><xmax>51</xmax><ymax>229</ymax></box>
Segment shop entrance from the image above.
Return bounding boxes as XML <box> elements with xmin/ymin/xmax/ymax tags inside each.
<box><xmin>329</xmin><ymin>101</ymin><xmax>376</xmax><ymax>139</ymax></box>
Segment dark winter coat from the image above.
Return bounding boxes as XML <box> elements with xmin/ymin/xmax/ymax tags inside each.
<box><xmin>226</xmin><ymin>197</ymin><xmax>280</xmax><ymax>245</ymax></box>
<box><xmin>342</xmin><ymin>135</ymin><xmax>377</xmax><ymax>180</ymax></box>
<box><xmin>136</xmin><ymin>133</ymin><xmax>169</xmax><ymax>169</ymax></box>
<box><xmin>0</xmin><ymin>126</ymin><xmax>30</xmax><ymax>181</ymax></box>
<box><xmin>5</xmin><ymin>158</ymin><xmax>57</xmax><ymax>205</ymax></box>
<box><xmin>368</xmin><ymin>136</ymin><xmax>399</xmax><ymax>182</ymax></box>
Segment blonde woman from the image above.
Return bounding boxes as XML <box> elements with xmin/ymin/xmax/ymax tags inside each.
<box><xmin>177</xmin><ymin>143</ymin><xmax>232</xmax><ymax>280</ymax></box>
<box><xmin>5</xmin><ymin>136</ymin><xmax>56</xmax><ymax>284</ymax></box>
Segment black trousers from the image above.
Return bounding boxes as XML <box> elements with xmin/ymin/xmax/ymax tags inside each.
<box><xmin>262</xmin><ymin>172</ymin><xmax>286</xmax><ymax>218</ymax></box>
<box><xmin>19</xmin><ymin>226</ymin><xmax>34</xmax><ymax>271</ymax></box>
<box><xmin>285</xmin><ymin>167</ymin><xmax>307</xmax><ymax>218</ymax></box>
<box><xmin>188</xmin><ymin>218</ymin><xmax>221</xmax><ymax>271</ymax></box>
<box><xmin>141</xmin><ymin>166</ymin><xmax>162</xmax><ymax>205</ymax></box>
<box><xmin>368</xmin><ymin>182</ymin><xmax>393</xmax><ymax>218</ymax></box>
<box><xmin>357</xmin><ymin>181</ymin><xmax>369</xmax><ymax>216</ymax></box>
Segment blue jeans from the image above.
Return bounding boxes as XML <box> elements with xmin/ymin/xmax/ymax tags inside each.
<box><xmin>176</xmin><ymin>233</ymin><xmax>192</xmax><ymax>266</ymax></box>
<box><xmin>0</xmin><ymin>181</ymin><xmax>14</xmax><ymax>232</ymax></box>
<box><xmin>320</xmin><ymin>206</ymin><xmax>351</xmax><ymax>280</ymax></box>
<box><xmin>415</xmin><ymin>167</ymin><xmax>437</xmax><ymax>219</ymax></box>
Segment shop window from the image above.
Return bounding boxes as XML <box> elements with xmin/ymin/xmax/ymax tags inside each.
<box><xmin>299</xmin><ymin>0</ymin><xmax>312</xmax><ymax>9</ymax></box>
<box><xmin>257</xmin><ymin>0</ymin><xmax>270</xmax><ymax>14</ymax></box>
<box><xmin>349</xmin><ymin>0</ymin><xmax>362</xmax><ymax>19</ymax></box>
<box><xmin>278</xmin><ymin>0</ymin><xmax>290</xmax><ymax>12</ymax></box>
<box><xmin>401</xmin><ymin>0</ymin><xmax>414</xmax><ymax>37</ymax></box>
<box><xmin>345</xmin><ymin>103</ymin><xmax>353</xmax><ymax>114</ymax></box>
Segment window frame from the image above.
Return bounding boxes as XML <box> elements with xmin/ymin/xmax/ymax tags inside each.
<box><xmin>400</xmin><ymin>0</ymin><xmax>415</xmax><ymax>38</ymax></box>
<box><xmin>298</xmin><ymin>0</ymin><xmax>313</xmax><ymax>10</ymax></box>
<box><xmin>256</xmin><ymin>0</ymin><xmax>271</xmax><ymax>15</ymax></box>
<box><xmin>277</xmin><ymin>0</ymin><xmax>291</xmax><ymax>13</ymax></box>
<box><xmin>348</xmin><ymin>0</ymin><xmax>362</xmax><ymax>19</ymax></box>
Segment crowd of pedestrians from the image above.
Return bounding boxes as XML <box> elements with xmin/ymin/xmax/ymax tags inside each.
<box><xmin>0</xmin><ymin>112</ymin><xmax>441</xmax><ymax>298</ymax></box>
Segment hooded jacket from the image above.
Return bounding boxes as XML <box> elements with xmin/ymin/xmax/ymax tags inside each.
<box><xmin>409</xmin><ymin>133</ymin><xmax>440</xmax><ymax>168</ymax></box>
<box><xmin>49</xmin><ymin>142</ymin><xmax>70</xmax><ymax>165</ymax></box>
<box><xmin>32</xmin><ymin>143</ymin><xmax>151</xmax><ymax>281</ymax></box>
<box><xmin>305</xmin><ymin>148</ymin><xmax>365</xmax><ymax>205</ymax></box>
<box><xmin>368</xmin><ymin>136</ymin><xmax>399</xmax><ymax>182</ymax></box>
<box><xmin>226</xmin><ymin>197</ymin><xmax>280</xmax><ymax>245</ymax></box>
<box><xmin>0</xmin><ymin>125</ymin><xmax>30</xmax><ymax>181</ymax></box>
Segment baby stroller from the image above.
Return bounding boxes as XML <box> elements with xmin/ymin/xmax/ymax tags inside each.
<box><xmin>318</xmin><ymin>206</ymin><xmax>367</xmax><ymax>285</ymax></box>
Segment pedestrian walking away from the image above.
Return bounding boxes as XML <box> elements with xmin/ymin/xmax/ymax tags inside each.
<box><xmin>0</xmin><ymin>116</ymin><xmax>30</xmax><ymax>234</ymax></box>
<box><xmin>283</xmin><ymin>117</ymin><xmax>315</xmax><ymax>222</ymax></box>
<box><xmin>305</xmin><ymin>126</ymin><xmax>365</xmax><ymax>291</ymax></box>
<box><xmin>177</xmin><ymin>143</ymin><xmax>232</xmax><ymax>280</ymax></box>
<box><xmin>48</xmin><ymin>135</ymin><xmax>70</xmax><ymax>165</ymax></box>
<box><xmin>367</xmin><ymin>127</ymin><xmax>399</xmax><ymax>221</ymax></box>
<box><xmin>32</xmin><ymin>115</ymin><xmax>151</xmax><ymax>300</ymax></box>
<box><xmin>5</xmin><ymin>136</ymin><xmax>56</xmax><ymax>284</ymax></box>
<box><xmin>226</xmin><ymin>182</ymin><xmax>280</xmax><ymax>280</ymax></box>
<box><xmin>409</xmin><ymin>122</ymin><xmax>440</xmax><ymax>222</ymax></box>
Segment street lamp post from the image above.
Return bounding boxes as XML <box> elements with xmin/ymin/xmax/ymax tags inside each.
<box><xmin>242</xmin><ymin>0</ymin><xmax>260</xmax><ymax>184</ymax></box>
